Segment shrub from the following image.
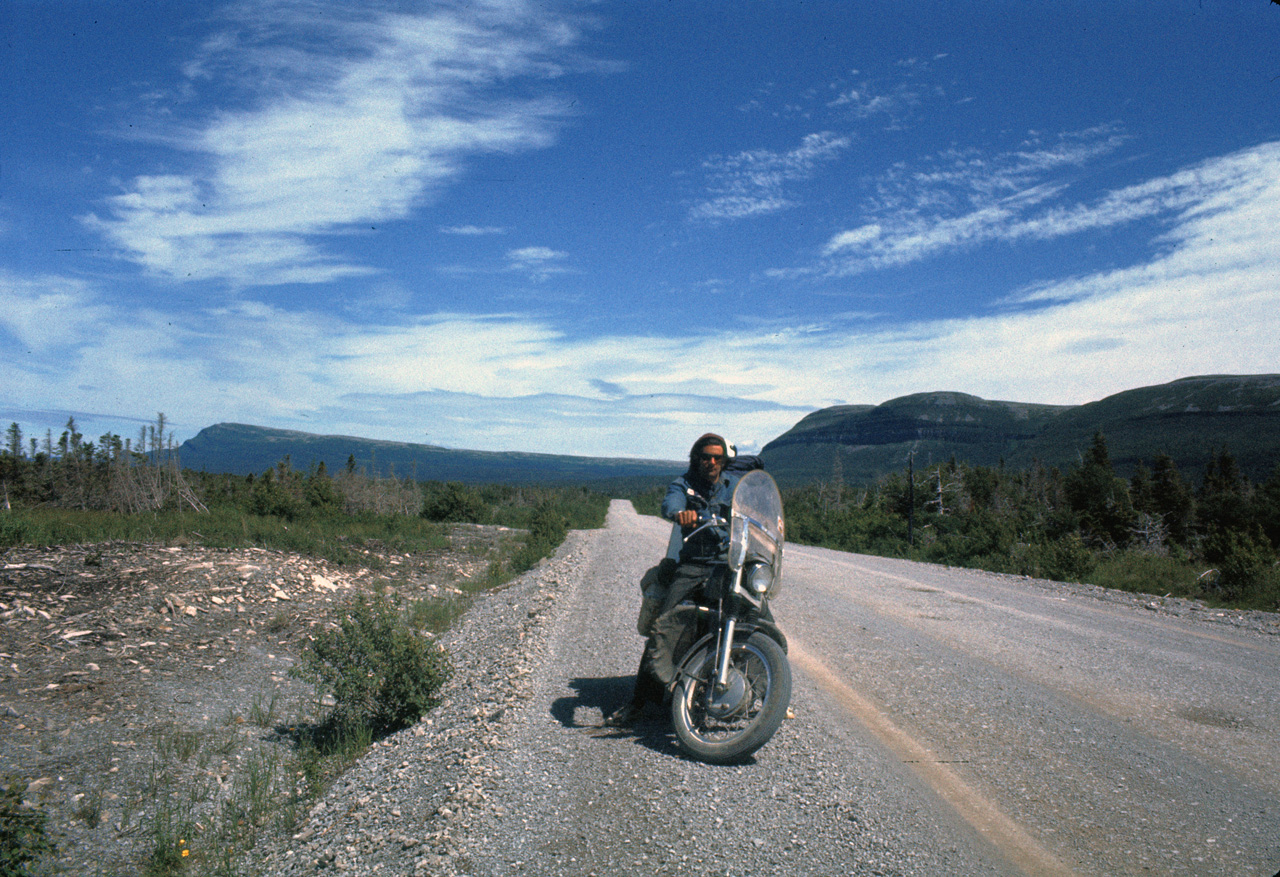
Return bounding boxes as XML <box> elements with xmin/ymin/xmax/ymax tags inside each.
<box><xmin>249</xmin><ymin>473</ymin><xmax>304</xmax><ymax>521</ymax></box>
<box><xmin>1010</xmin><ymin>533</ymin><xmax>1096</xmax><ymax>583</ymax></box>
<box><xmin>0</xmin><ymin>777</ymin><xmax>54</xmax><ymax>877</ymax></box>
<box><xmin>291</xmin><ymin>592</ymin><xmax>452</xmax><ymax>739</ymax></box>
<box><xmin>1201</xmin><ymin>528</ymin><xmax>1280</xmax><ymax>609</ymax></box>
<box><xmin>508</xmin><ymin>502</ymin><xmax>568</xmax><ymax>574</ymax></box>
<box><xmin>1086</xmin><ymin>550</ymin><xmax>1199</xmax><ymax>597</ymax></box>
<box><xmin>421</xmin><ymin>482</ymin><xmax>488</xmax><ymax>523</ymax></box>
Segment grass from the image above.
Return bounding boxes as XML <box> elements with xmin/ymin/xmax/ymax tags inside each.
<box><xmin>1084</xmin><ymin>550</ymin><xmax>1202</xmax><ymax>597</ymax></box>
<box><xmin>142</xmin><ymin>784</ymin><xmax>196</xmax><ymax>877</ymax></box>
<box><xmin>72</xmin><ymin>784</ymin><xmax>105</xmax><ymax>828</ymax></box>
<box><xmin>0</xmin><ymin>506</ymin><xmax>450</xmax><ymax>564</ymax></box>
<box><xmin>122</xmin><ymin>698</ymin><xmax>359</xmax><ymax>877</ymax></box>
<box><xmin>120</xmin><ymin>534</ymin><xmax>533</xmax><ymax>876</ymax></box>
<box><xmin>249</xmin><ymin>693</ymin><xmax>280</xmax><ymax>728</ymax></box>
<box><xmin>155</xmin><ymin>726</ymin><xmax>203</xmax><ymax>764</ymax></box>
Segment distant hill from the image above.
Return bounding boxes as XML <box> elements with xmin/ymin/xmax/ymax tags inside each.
<box><xmin>177</xmin><ymin>375</ymin><xmax>1280</xmax><ymax>493</ymax></box>
<box><xmin>178</xmin><ymin>423</ymin><xmax>682</xmax><ymax>489</ymax></box>
<box><xmin>761</xmin><ymin>375</ymin><xmax>1280</xmax><ymax>486</ymax></box>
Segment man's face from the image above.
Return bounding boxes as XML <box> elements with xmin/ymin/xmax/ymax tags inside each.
<box><xmin>696</xmin><ymin>444</ymin><xmax>725</xmax><ymax>484</ymax></box>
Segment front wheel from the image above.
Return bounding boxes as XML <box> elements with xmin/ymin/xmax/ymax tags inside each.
<box><xmin>671</xmin><ymin>630</ymin><xmax>791</xmax><ymax>764</ymax></box>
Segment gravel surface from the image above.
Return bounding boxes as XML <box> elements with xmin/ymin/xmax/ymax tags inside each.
<box><xmin>259</xmin><ymin>502</ymin><xmax>1280</xmax><ymax>877</ymax></box>
<box><xmin>6</xmin><ymin>503</ymin><xmax>1278</xmax><ymax>876</ymax></box>
<box><xmin>259</xmin><ymin>502</ymin><xmax>1019</xmax><ymax>877</ymax></box>
<box><xmin>779</xmin><ymin>544</ymin><xmax>1280</xmax><ymax>876</ymax></box>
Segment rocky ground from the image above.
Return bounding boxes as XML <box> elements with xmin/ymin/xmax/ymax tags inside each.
<box><xmin>5</xmin><ymin>523</ymin><xmax>1277</xmax><ymax>877</ymax></box>
<box><xmin>0</xmin><ymin>526</ymin><xmax>519</xmax><ymax>876</ymax></box>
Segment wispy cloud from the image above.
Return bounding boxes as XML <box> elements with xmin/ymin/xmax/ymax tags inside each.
<box><xmin>823</xmin><ymin>54</ymin><xmax>950</xmax><ymax>126</ymax></box>
<box><xmin>505</xmin><ymin>245</ymin><xmax>570</xmax><ymax>279</ymax></box>
<box><xmin>827</xmin><ymin>81</ymin><xmax>920</xmax><ymax>120</ymax></box>
<box><xmin>0</xmin><ymin>272</ymin><xmax>112</xmax><ymax>351</ymax></box>
<box><xmin>441</xmin><ymin>225</ymin><xmax>507</xmax><ymax>236</ymax></box>
<box><xmin>319</xmin><ymin>388</ymin><xmax>810</xmax><ymax>457</ymax></box>
<box><xmin>84</xmin><ymin>1</ymin><xmax>585</xmax><ymax>286</ymax></box>
<box><xmin>9</xmin><ymin>140</ymin><xmax>1279</xmax><ymax>459</ymax></box>
<box><xmin>818</xmin><ymin>126</ymin><xmax>1171</xmax><ymax>272</ymax></box>
<box><xmin>690</xmin><ymin>131</ymin><xmax>850</xmax><ymax>221</ymax></box>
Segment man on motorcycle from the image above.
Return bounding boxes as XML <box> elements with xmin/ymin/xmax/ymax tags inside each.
<box><xmin>608</xmin><ymin>433</ymin><xmax>761</xmax><ymax>726</ymax></box>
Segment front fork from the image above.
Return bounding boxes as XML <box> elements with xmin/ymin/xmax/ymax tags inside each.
<box><xmin>711</xmin><ymin>560</ymin><xmax>747</xmax><ymax>691</ymax></box>
<box><xmin>713</xmin><ymin>616</ymin><xmax>737</xmax><ymax>690</ymax></box>
<box><xmin>713</xmin><ymin>563</ymin><xmax>750</xmax><ymax>690</ymax></box>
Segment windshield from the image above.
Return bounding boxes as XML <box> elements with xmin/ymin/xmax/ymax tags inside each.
<box><xmin>729</xmin><ymin>470</ymin><xmax>784</xmax><ymax>574</ymax></box>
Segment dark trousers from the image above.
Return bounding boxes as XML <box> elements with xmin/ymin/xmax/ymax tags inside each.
<box><xmin>628</xmin><ymin>563</ymin><xmax>714</xmax><ymax>706</ymax></box>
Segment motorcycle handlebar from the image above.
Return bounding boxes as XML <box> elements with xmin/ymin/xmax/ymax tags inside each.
<box><xmin>681</xmin><ymin>513</ymin><xmax>727</xmax><ymax>546</ymax></box>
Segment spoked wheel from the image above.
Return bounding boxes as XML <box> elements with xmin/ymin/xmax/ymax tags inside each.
<box><xmin>671</xmin><ymin>630</ymin><xmax>791</xmax><ymax>764</ymax></box>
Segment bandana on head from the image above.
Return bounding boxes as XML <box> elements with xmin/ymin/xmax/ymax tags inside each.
<box><xmin>690</xmin><ymin>433</ymin><xmax>728</xmax><ymax>459</ymax></box>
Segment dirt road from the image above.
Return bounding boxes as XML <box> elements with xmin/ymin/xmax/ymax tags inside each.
<box><xmin>451</xmin><ymin>501</ymin><xmax>1280</xmax><ymax>876</ymax></box>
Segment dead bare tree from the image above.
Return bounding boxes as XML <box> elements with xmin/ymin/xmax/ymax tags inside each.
<box><xmin>926</xmin><ymin>466</ymin><xmax>961</xmax><ymax>516</ymax></box>
<box><xmin>106</xmin><ymin>415</ymin><xmax>205</xmax><ymax>513</ymax></box>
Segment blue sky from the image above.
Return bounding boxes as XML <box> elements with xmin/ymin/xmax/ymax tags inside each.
<box><xmin>3</xmin><ymin>1</ymin><xmax>1279</xmax><ymax>461</ymax></box>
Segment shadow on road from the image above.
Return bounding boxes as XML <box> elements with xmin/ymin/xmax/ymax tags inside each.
<box><xmin>550</xmin><ymin>674</ymin><xmax>633</xmax><ymax>728</ymax></box>
<box><xmin>552</xmin><ymin>675</ymin><xmax>755</xmax><ymax>763</ymax></box>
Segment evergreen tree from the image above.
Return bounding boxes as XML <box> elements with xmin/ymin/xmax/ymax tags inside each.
<box><xmin>4</xmin><ymin>423</ymin><xmax>22</xmax><ymax>459</ymax></box>
<box><xmin>1250</xmin><ymin>463</ymin><xmax>1280</xmax><ymax>550</ymax></box>
<box><xmin>1149</xmin><ymin>453</ymin><xmax>1195</xmax><ymax>546</ymax></box>
<box><xmin>1198</xmin><ymin>447</ymin><xmax>1249</xmax><ymax>537</ymax></box>
<box><xmin>305</xmin><ymin>461</ymin><xmax>343</xmax><ymax>512</ymax></box>
<box><xmin>1064</xmin><ymin>432</ymin><xmax>1135</xmax><ymax>546</ymax></box>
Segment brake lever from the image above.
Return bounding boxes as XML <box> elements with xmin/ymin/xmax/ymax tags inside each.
<box><xmin>682</xmin><ymin>512</ymin><xmax>727</xmax><ymax>545</ymax></box>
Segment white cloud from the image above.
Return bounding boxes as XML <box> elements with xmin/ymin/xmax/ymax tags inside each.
<box><xmin>820</xmin><ymin>132</ymin><xmax>1275</xmax><ymax>276</ymax></box>
<box><xmin>507</xmin><ymin>246</ymin><xmax>566</xmax><ymax>263</ymax></box>
<box><xmin>822</xmin><ymin>223</ymin><xmax>882</xmax><ymax>256</ymax></box>
<box><xmin>690</xmin><ymin>132</ymin><xmax>850</xmax><ymax>221</ymax></box>
<box><xmin>86</xmin><ymin>1</ymin><xmax>585</xmax><ymax>286</ymax></box>
<box><xmin>827</xmin><ymin>83</ymin><xmax>919</xmax><ymax>120</ymax></box>
<box><xmin>7</xmin><ymin>142</ymin><xmax>1279</xmax><ymax>459</ymax></box>
<box><xmin>0</xmin><ymin>272</ymin><xmax>112</xmax><ymax>350</ymax></box>
<box><xmin>441</xmin><ymin>225</ymin><xmax>506</xmax><ymax>235</ymax></box>
<box><xmin>504</xmin><ymin>245</ymin><xmax>570</xmax><ymax>279</ymax></box>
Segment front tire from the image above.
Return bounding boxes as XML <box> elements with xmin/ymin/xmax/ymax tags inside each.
<box><xmin>671</xmin><ymin>630</ymin><xmax>791</xmax><ymax>764</ymax></box>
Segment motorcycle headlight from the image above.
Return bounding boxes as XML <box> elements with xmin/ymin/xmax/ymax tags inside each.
<box><xmin>745</xmin><ymin>563</ymin><xmax>774</xmax><ymax>595</ymax></box>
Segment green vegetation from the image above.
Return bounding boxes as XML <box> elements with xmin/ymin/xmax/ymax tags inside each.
<box><xmin>0</xmin><ymin>416</ymin><xmax>606</xmax><ymax>562</ymax></box>
<box><xmin>0</xmin><ymin>414</ymin><xmax>611</xmax><ymax>877</ymax></box>
<box><xmin>781</xmin><ymin>434</ymin><xmax>1280</xmax><ymax>611</ymax></box>
<box><xmin>127</xmin><ymin>707</ymin><xmax>359</xmax><ymax>877</ymax></box>
<box><xmin>421</xmin><ymin>480</ymin><xmax>606</xmax><ymax>581</ymax></box>
<box><xmin>291</xmin><ymin>590</ymin><xmax>452</xmax><ymax>739</ymax></box>
<box><xmin>0</xmin><ymin>777</ymin><xmax>54</xmax><ymax>877</ymax></box>
<box><xmin>761</xmin><ymin>375</ymin><xmax>1280</xmax><ymax>488</ymax></box>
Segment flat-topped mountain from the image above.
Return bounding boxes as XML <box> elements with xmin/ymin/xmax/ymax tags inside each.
<box><xmin>761</xmin><ymin>375</ymin><xmax>1280</xmax><ymax>485</ymax></box>
<box><xmin>176</xmin><ymin>375</ymin><xmax>1280</xmax><ymax>489</ymax></box>
<box><xmin>178</xmin><ymin>423</ymin><xmax>682</xmax><ymax>488</ymax></box>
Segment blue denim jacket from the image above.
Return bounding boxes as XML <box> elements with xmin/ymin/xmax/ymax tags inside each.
<box><xmin>661</xmin><ymin>453</ymin><xmax>762</xmax><ymax>563</ymax></box>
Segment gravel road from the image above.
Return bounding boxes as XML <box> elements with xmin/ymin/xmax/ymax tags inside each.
<box><xmin>260</xmin><ymin>500</ymin><xmax>1280</xmax><ymax>877</ymax></box>
<box><xmin>780</xmin><ymin>546</ymin><xmax>1280</xmax><ymax>876</ymax></box>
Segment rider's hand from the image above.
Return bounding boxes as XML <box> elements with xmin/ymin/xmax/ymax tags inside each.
<box><xmin>675</xmin><ymin>509</ymin><xmax>699</xmax><ymax>527</ymax></box>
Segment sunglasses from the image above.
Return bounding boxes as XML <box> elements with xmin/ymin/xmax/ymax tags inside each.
<box><xmin>698</xmin><ymin>453</ymin><xmax>724</xmax><ymax>462</ymax></box>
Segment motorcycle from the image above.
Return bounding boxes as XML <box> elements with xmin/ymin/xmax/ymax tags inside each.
<box><xmin>657</xmin><ymin>468</ymin><xmax>791</xmax><ymax>764</ymax></box>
